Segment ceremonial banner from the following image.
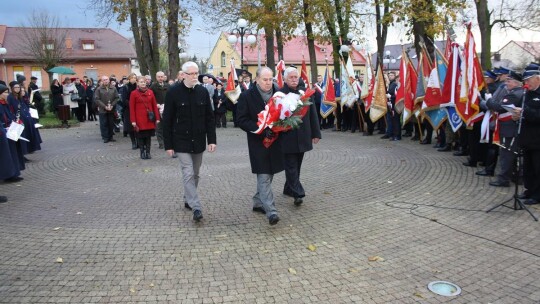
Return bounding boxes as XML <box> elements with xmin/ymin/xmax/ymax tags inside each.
<box><xmin>340</xmin><ymin>59</ymin><xmax>356</xmax><ymax>108</ymax></box>
<box><xmin>276</xmin><ymin>60</ymin><xmax>285</xmax><ymax>89</ymax></box>
<box><xmin>225</xmin><ymin>60</ymin><xmax>241</xmax><ymax>104</ymax></box>
<box><xmin>395</xmin><ymin>47</ymin><xmax>407</xmax><ymax>113</ymax></box>
<box><xmin>456</xmin><ymin>23</ymin><xmax>484</xmax><ymax>125</ymax></box>
<box><xmin>423</xmin><ymin>108</ymin><xmax>448</xmax><ymax>130</ymax></box>
<box><xmin>402</xmin><ymin>55</ymin><xmax>418</xmax><ymax>126</ymax></box>
<box><xmin>445</xmin><ymin>106</ymin><xmax>463</xmax><ymax>132</ymax></box>
<box><xmin>320</xmin><ymin>66</ymin><xmax>336</xmax><ymax>118</ymax></box>
<box><xmin>422</xmin><ymin>47</ymin><xmax>448</xmax><ymax>128</ymax></box>
<box><xmin>300</xmin><ymin>58</ymin><xmax>311</xmax><ymax>89</ymax></box>
<box><xmin>414</xmin><ymin>48</ymin><xmax>433</xmax><ymax>107</ymax></box>
<box><xmin>369</xmin><ymin>63</ymin><xmax>388</xmax><ymax>123</ymax></box>
<box><xmin>361</xmin><ymin>53</ymin><xmax>373</xmax><ymax>100</ymax></box>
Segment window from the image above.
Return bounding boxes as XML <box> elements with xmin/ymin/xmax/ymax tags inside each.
<box><xmin>42</xmin><ymin>40</ymin><xmax>54</xmax><ymax>50</ymax></box>
<box><xmin>82</xmin><ymin>40</ymin><xmax>95</xmax><ymax>50</ymax></box>
<box><xmin>31</xmin><ymin>67</ymin><xmax>42</xmax><ymax>88</ymax></box>
<box><xmin>13</xmin><ymin>66</ymin><xmax>24</xmax><ymax>82</ymax></box>
<box><xmin>221</xmin><ymin>52</ymin><xmax>226</xmax><ymax>67</ymax></box>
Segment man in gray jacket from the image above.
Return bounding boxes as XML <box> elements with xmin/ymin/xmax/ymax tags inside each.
<box><xmin>94</xmin><ymin>75</ymin><xmax>120</xmax><ymax>143</ymax></box>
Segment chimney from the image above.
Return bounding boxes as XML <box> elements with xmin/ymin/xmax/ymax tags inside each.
<box><xmin>494</xmin><ymin>52</ymin><xmax>501</xmax><ymax>61</ymax></box>
<box><xmin>65</xmin><ymin>38</ymin><xmax>72</xmax><ymax>49</ymax></box>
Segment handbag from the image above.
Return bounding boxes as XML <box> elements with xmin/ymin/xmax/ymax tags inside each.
<box><xmin>143</xmin><ymin>100</ymin><xmax>156</xmax><ymax>122</ymax></box>
<box><xmin>71</xmin><ymin>92</ymin><xmax>80</xmax><ymax>101</ymax></box>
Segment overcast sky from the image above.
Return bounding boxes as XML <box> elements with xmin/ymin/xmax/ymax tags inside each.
<box><xmin>1</xmin><ymin>1</ymin><xmax>539</xmax><ymax>60</ymax></box>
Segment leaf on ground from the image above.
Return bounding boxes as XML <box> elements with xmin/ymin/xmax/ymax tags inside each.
<box><xmin>53</xmin><ymin>227</ymin><xmax>62</xmax><ymax>231</ymax></box>
<box><xmin>387</xmin><ymin>181</ymin><xmax>393</xmax><ymax>183</ymax></box>
<box><xmin>288</xmin><ymin>268</ymin><xmax>297</xmax><ymax>275</ymax></box>
<box><xmin>307</xmin><ymin>244</ymin><xmax>317</xmax><ymax>252</ymax></box>
<box><xmin>149</xmin><ymin>283</ymin><xmax>155</xmax><ymax>288</ymax></box>
<box><xmin>76</xmin><ymin>212</ymin><xmax>83</xmax><ymax>215</ymax></box>
<box><xmin>348</xmin><ymin>268</ymin><xmax>359</xmax><ymax>273</ymax></box>
<box><xmin>368</xmin><ymin>256</ymin><xmax>385</xmax><ymax>262</ymax></box>
<box><xmin>213</xmin><ymin>251</ymin><xmax>221</xmax><ymax>254</ymax></box>
<box><xmin>143</xmin><ymin>168</ymin><xmax>152</xmax><ymax>173</ymax></box>
<box><xmin>413</xmin><ymin>292</ymin><xmax>425</xmax><ymax>298</ymax></box>
<box><xmin>56</xmin><ymin>257</ymin><xmax>63</xmax><ymax>263</ymax></box>
<box><xmin>323</xmin><ymin>191</ymin><xmax>331</xmax><ymax>195</ymax></box>
<box><xmin>129</xmin><ymin>287</ymin><xmax>136</xmax><ymax>293</ymax></box>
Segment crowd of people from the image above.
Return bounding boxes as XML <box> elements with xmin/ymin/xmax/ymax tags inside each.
<box><xmin>2</xmin><ymin>60</ymin><xmax>539</xmax><ymax>220</ymax></box>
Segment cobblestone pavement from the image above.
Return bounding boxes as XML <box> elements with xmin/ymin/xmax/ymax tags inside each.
<box><xmin>1</xmin><ymin>121</ymin><xmax>539</xmax><ymax>304</ymax></box>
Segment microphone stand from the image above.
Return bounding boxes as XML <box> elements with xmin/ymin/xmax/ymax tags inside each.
<box><xmin>486</xmin><ymin>87</ymin><xmax>538</xmax><ymax>221</ymax></box>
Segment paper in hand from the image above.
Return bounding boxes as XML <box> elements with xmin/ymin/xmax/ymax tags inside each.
<box><xmin>501</xmin><ymin>104</ymin><xmax>517</xmax><ymax>111</ymax></box>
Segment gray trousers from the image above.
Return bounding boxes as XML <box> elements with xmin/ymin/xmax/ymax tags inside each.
<box><xmin>253</xmin><ymin>174</ymin><xmax>278</xmax><ymax>218</ymax></box>
<box><xmin>178</xmin><ymin>152</ymin><xmax>203</xmax><ymax>211</ymax></box>
<box><xmin>156</xmin><ymin>121</ymin><xmax>164</xmax><ymax>147</ymax></box>
<box><xmin>496</xmin><ymin>137</ymin><xmax>517</xmax><ymax>183</ymax></box>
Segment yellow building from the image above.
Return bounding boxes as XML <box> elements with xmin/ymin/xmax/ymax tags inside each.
<box><xmin>208</xmin><ymin>32</ymin><xmax>367</xmax><ymax>82</ymax></box>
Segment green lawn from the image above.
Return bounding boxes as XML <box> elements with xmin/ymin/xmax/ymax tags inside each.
<box><xmin>38</xmin><ymin>110</ymin><xmax>79</xmax><ymax>129</ymax></box>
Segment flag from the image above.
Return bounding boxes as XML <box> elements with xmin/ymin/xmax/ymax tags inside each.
<box><xmin>402</xmin><ymin>55</ymin><xmax>418</xmax><ymax>126</ymax></box>
<box><xmin>439</xmin><ymin>43</ymin><xmax>463</xmax><ymax>131</ymax></box>
<box><xmin>276</xmin><ymin>60</ymin><xmax>285</xmax><ymax>89</ymax></box>
<box><xmin>346</xmin><ymin>56</ymin><xmax>360</xmax><ymax>99</ymax></box>
<box><xmin>414</xmin><ymin>47</ymin><xmax>433</xmax><ymax>107</ymax></box>
<box><xmin>369</xmin><ymin>63</ymin><xmax>388</xmax><ymax>123</ymax></box>
<box><xmin>224</xmin><ymin>59</ymin><xmax>241</xmax><ymax>104</ymax></box>
<box><xmin>445</xmin><ymin>106</ymin><xmax>462</xmax><ymax>132</ymax></box>
<box><xmin>395</xmin><ymin>46</ymin><xmax>408</xmax><ymax>112</ymax></box>
<box><xmin>422</xmin><ymin>47</ymin><xmax>448</xmax><ymax>128</ymax></box>
<box><xmin>456</xmin><ymin>23</ymin><xmax>484</xmax><ymax>125</ymax></box>
<box><xmin>300</xmin><ymin>57</ymin><xmax>310</xmax><ymax>89</ymax></box>
<box><xmin>340</xmin><ymin>58</ymin><xmax>356</xmax><ymax>107</ymax></box>
<box><xmin>320</xmin><ymin>66</ymin><xmax>336</xmax><ymax>118</ymax></box>
<box><xmin>363</xmin><ymin>54</ymin><xmax>375</xmax><ymax>111</ymax></box>
<box><xmin>444</xmin><ymin>33</ymin><xmax>452</xmax><ymax>61</ymax></box>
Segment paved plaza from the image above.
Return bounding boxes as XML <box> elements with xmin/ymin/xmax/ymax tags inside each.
<box><xmin>0</xmin><ymin>121</ymin><xmax>539</xmax><ymax>303</ymax></box>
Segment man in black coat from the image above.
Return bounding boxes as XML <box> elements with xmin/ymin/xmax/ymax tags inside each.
<box><xmin>279</xmin><ymin>67</ymin><xmax>321</xmax><ymax>206</ymax></box>
<box><xmin>236</xmin><ymin>67</ymin><xmax>283</xmax><ymax>225</ymax></box>
<box><xmin>150</xmin><ymin>71</ymin><xmax>169</xmax><ymax>149</ymax></box>
<box><xmin>28</xmin><ymin>76</ymin><xmax>45</xmax><ymax>115</ymax></box>
<box><xmin>513</xmin><ymin>63</ymin><xmax>540</xmax><ymax>205</ymax></box>
<box><xmin>162</xmin><ymin>61</ymin><xmax>217</xmax><ymax>222</ymax></box>
<box><xmin>485</xmin><ymin>72</ymin><xmax>524</xmax><ymax>186</ymax></box>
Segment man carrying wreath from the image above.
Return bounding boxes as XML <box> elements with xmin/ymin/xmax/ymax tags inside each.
<box><xmin>236</xmin><ymin>67</ymin><xmax>283</xmax><ymax>225</ymax></box>
<box><xmin>279</xmin><ymin>67</ymin><xmax>321</xmax><ymax>206</ymax></box>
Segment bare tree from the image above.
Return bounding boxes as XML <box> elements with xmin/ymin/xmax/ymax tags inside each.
<box><xmin>17</xmin><ymin>11</ymin><xmax>68</xmax><ymax>85</ymax></box>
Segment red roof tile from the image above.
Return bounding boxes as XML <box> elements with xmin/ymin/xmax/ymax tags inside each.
<box><xmin>227</xmin><ymin>33</ymin><xmax>366</xmax><ymax>65</ymax></box>
<box><xmin>1</xmin><ymin>26</ymin><xmax>135</xmax><ymax>61</ymax></box>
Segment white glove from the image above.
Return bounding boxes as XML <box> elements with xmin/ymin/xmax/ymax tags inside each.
<box><xmin>386</xmin><ymin>93</ymin><xmax>391</xmax><ymax>99</ymax></box>
<box><xmin>485</xmin><ymin>93</ymin><xmax>492</xmax><ymax>100</ymax></box>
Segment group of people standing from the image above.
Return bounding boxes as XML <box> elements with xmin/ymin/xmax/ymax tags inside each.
<box><xmin>0</xmin><ymin>75</ymin><xmax>43</xmax><ymax>203</ymax></box>
<box><xmin>50</xmin><ymin>76</ymin><xmax>97</xmax><ymax>123</ymax></box>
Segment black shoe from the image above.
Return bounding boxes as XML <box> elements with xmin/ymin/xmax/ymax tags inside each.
<box><xmin>140</xmin><ymin>149</ymin><xmax>146</xmax><ymax>159</ymax></box>
<box><xmin>283</xmin><ymin>189</ymin><xmax>294</xmax><ymax>197</ymax></box>
<box><xmin>146</xmin><ymin>152</ymin><xmax>152</xmax><ymax>159</ymax></box>
<box><xmin>489</xmin><ymin>180</ymin><xmax>510</xmax><ymax>187</ymax></box>
<box><xmin>462</xmin><ymin>161</ymin><xmax>477</xmax><ymax>167</ymax></box>
<box><xmin>23</xmin><ymin>156</ymin><xmax>32</xmax><ymax>163</ymax></box>
<box><xmin>109</xmin><ymin>138</ymin><xmax>116</xmax><ymax>142</ymax></box>
<box><xmin>184</xmin><ymin>203</ymin><xmax>192</xmax><ymax>210</ymax></box>
<box><xmin>410</xmin><ymin>135</ymin><xmax>419</xmax><ymax>141</ymax></box>
<box><xmin>132</xmin><ymin>143</ymin><xmax>138</xmax><ymax>150</ymax></box>
<box><xmin>420</xmin><ymin>139</ymin><xmax>431</xmax><ymax>145</ymax></box>
<box><xmin>123</xmin><ymin>133</ymin><xmax>128</xmax><ymax>137</ymax></box>
<box><xmin>523</xmin><ymin>199</ymin><xmax>540</xmax><ymax>205</ymax></box>
<box><xmin>453</xmin><ymin>150</ymin><xmax>469</xmax><ymax>156</ymax></box>
<box><xmin>363</xmin><ymin>132</ymin><xmax>373</xmax><ymax>136</ymax></box>
<box><xmin>433</xmin><ymin>143</ymin><xmax>442</xmax><ymax>148</ymax></box>
<box><xmin>402</xmin><ymin>133</ymin><xmax>412</xmax><ymax>137</ymax></box>
<box><xmin>380</xmin><ymin>134</ymin><xmax>390</xmax><ymax>139</ymax></box>
<box><xmin>252</xmin><ymin>206</ymin><xmax>266</xmax><ymax>214</ymax></box>
<box><xmin>437</xmin><ymin>145</ymin><xmax>451</xmax><ymax>152</ymax></box>
<box><xmin>103</xmin><ymin>139</ymin><xmax>109</xmax><ymax>143</ymax></box>
<box><xmin>391</xmin><ymin>137</ymin><xmax>401</xmax><ymax>141</ymax></box>
<box><xmin>171</xmin><ymin>154</ymin><xmax>178</xmax><ymax>158</ymax></box>
<box><xmin>0</xmin><ymin>196</ymin><xmax>7</xmax><ymax>203</ymax></box>
<box><xmin>377</xmin><ymin>130</ymin><xmax>385</xmax><ymax>134</ymax></box>
<box><xmin>293</xmin><ymin>197</ymin><xmax>303</xmax><ymax>206</ymax></box>
<box><xmin>475</xmin><ymin>169</ymin><xmax>494</xmax><ymax>176</ymax></box>
<box><xmin>268</xmin><ymin>214</ymin><xmax>280</xmax><ymax>225</ymax></box>
<box><xmin>193</xmin><ymin>210</ymin><xmax>203</xmax><ymax>221</ymax></box>
<box><xmin>516</xmin><ymin>193</ymin><xmax>528</xmax><ymax>199</ymax></box>
<box><xmin>4</xmin><ymin>176</ymin><xmax>23</xmax><ymax>183</ymax></box>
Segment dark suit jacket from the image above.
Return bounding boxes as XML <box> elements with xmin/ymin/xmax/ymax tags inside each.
<box><xmin>278</xmin><ymin>85</ymin><xmax>321</xmax><ymax>154</ymax></box>
<box><xmin>236</xmin><ymin>85</ymin><xmax>284</xmax><ymax>174</ymax></box>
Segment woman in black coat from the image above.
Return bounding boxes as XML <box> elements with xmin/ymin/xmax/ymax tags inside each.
<box><xmin>50</xmin><ymin>79</ymin><xmax>63</xmax><ymax>113</ymax></box>
<box><xmin>120</xmin><ymin>73</ymin><xmax>138</xmax><ymax>149</ymax></box>
<box><xmin>213</xmin><ymin>83</ymin><xmax>227</xmax><ymax>128</ymax></box>
<box><xmin>85</xmin><ymin>78</ymin><xmax>97</xmax><ymax>121</ymax></box>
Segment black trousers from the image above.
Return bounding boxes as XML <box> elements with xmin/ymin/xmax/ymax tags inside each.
<box><xmin>523</xmin><ymin>148</ymin><xmax>540</xmax><ymax>200</ymax></box>
<box><xmin>283</xmin><ymin>152</ymin><xmax>305</xmax><ymax>198</ymax></box>
<box><xmin>99</xmin><ymin>112</ymin><xmax>115</xmax><ymax>140</ymax></box>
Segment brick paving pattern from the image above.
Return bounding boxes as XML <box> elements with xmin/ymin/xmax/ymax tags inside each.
<box><xmin>0</xmin><ymin>121</ymin><xmax>539</xmax><ymax>303</ymax></box>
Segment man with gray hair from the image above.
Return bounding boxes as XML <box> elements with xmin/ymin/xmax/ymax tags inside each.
<box><xmin>150</xmin><ymin>71</ymin><xmax>169</xmax><ymax>149</ymax></box>
<box><xmin>162</xmin><ymin>61</ymin><xmax>217</xmax><ymax>222</ymax></box>
<box><xmin>237</xmin><ymin>67</ymin><xmax>283</xmax><ymax>225</ymax></box>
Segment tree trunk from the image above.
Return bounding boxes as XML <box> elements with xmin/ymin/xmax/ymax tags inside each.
<box><xmin>129</xmin><ymin>0</ymin><xmax>148</xmax><ymax>75</ymax></box>
<box><xmin>476</xmin><ymin>0</ymin><xmax>492</xmax><ymax>70</ymax></box>
<box><xmin>275</xmin><ymin>28</ymin><xmax>284</xmax><ymax>61</ymax></box>
<box><xmin>323</xmin><ymin>10</ymin><xmax>341</xmax><ymax>78</ymax></box>
<box><xmin>167</xmin><ymin>0</ymin><xmax>180</xmax><ymax>78</ymax></box>
<box><xmin>412</xmin><ymin>0</ymin><xmax>435</xmax><ymax>61</ymax></box>
<box><xmin>265</xmin><ymin>26</ymin><xmax>276</xmax><ymax>74</ymax></box>
<box><xmin>150</xmin><ymin>0</ymin><xmax>160</xmax><ymax>76</ymax></box>
<box><xmin>138</xmin><ymin>0</ymin><xmax>155</xmax><ymax>77</ymax></box>
<box><xmin>374</xmin><ymin>0</ymin><xmax>389</xmax><ymax>69</ymax></box>
<box><xmin>303</xmin><ymin>0</ymin><xmax>318</xmax><ymax>83</ymax></box>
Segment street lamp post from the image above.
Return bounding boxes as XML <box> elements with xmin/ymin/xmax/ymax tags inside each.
<box><xmin>227</xmin><ymin>18</ymin><xmax>256</xmax><ymax>70</ymax></box>
<box><xmin>382</xmin><ymin>50</ymin><xmax>396</xmax><ymax>71</ymax></box>
<box><xmin>0</xmin><ymin>47</ymin><xmax>7</xmax><ymax>81</ymax></box>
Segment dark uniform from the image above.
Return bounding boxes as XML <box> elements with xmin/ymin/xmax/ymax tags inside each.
<box><xmin>519</xmin><ymin>66</ymin><xmax>540</xmax><ymax>204</ymax></box>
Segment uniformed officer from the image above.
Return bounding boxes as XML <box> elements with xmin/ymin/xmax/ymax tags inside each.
<box><xmin>513</xmin><ymin>63</ymin><xmax>540</xmax><ymax>205</ymax></box>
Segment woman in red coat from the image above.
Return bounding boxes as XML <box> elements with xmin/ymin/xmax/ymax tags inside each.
<box><xmin>130</xmin><ymin>76</ymin><xmax>160</xmax><ymax>159</ymax></box>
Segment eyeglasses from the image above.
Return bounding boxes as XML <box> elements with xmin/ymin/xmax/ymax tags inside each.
<box><xmin>185</xmin><ymin>72</ymin><xmax>199</xmax><ymax>76</ymax></box>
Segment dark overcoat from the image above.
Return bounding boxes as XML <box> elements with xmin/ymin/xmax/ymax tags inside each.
<box><xmin>162</xmin><ymin>82</ymin><xmax>216</xmax><ymax>153</ymax></box>
<box><xmin>519</xmin><ymin>86</ymin><xmax>540</xmax><ymax>149</ymax></box>
<box><xmin>278</xmin><ymin>85</ymin><xmax>321</xmax><ymax>154</ymax></box>
<box><xmin>236</xmin><ymin>85</ymin><xmax>284</xmax><ymax>174</ymax></box>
